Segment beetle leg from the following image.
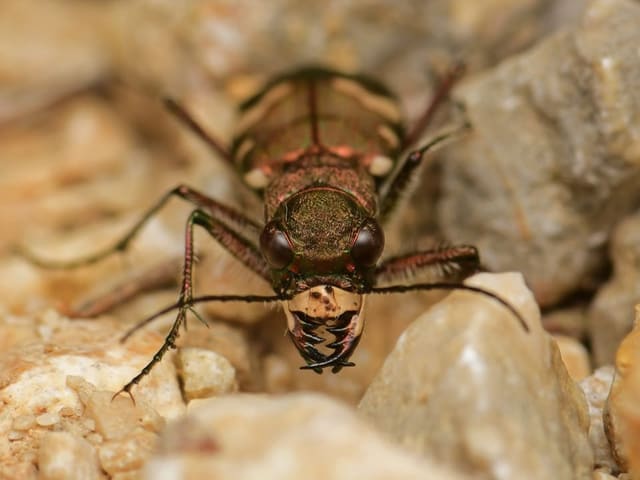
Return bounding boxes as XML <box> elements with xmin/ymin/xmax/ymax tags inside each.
<box><xmin>66</xmin><ymin>257</ymin><xmax>182</xmax><ymax>318</ymax></box>
<box><xmin>378</xmin><ymin>124</ymin><xmax>469</xmax><ymax>222</ymax></box>
<box><xmin>374</xmin><ymin>244</ymin><xmax>480</xmax><ymax>286</ymax></box>
<box><xmin>115</xmin><ymin>208</ymin><xmax>271</xmax><ymax>398</ymax></box>
<box><xmin>401</xmin><ymin>62</ymin><xmax>465</xmax><ymax>150</ymax></box>
<box><xmin>19</xmin><ymin>184</ymin><xmax>261</xmax><ymax>269</ymax></box>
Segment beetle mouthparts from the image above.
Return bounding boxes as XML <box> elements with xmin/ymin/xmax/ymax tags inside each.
<box><xmin>283</xmin><ymin>286</ymin><xmax>365</xmax><ymax>373</ymax></box>
<box><xmin>289</xmin><ymin>310</ymin><xmax>362</xmax><ymax>373</ymax></box>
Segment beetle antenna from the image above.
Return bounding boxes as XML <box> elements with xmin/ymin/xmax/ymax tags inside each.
<box><xmin>368</xmin><ymin>283</ymin><xmax>529</xmax><ymax>332</ymax></box>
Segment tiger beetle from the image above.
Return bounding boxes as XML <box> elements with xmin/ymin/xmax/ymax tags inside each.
<box><xmin>25</xmin><ymin>65</ymin><xmax>527</xmax><ymax>399</ymax></box>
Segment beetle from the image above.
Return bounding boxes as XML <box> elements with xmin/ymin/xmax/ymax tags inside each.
<box><xmin>25</xmin><ymin>65</ymin><xmax>526</xmax><ymax>399</ymax></box>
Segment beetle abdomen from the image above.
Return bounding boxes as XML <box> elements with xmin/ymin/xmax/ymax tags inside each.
<box><xmin>232</xmin><ymin>67</ymin><xmax>406</xmax><ymax>190</ymax></box>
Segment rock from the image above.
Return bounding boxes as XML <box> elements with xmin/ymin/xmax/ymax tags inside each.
<box><xmin>604</xmin><ymin>305</ymin><xmax>640</xmax><ymax>477</ymax></box>
<box><xmin>0</xmin><ymin>0</ymin><xmax>109</xmax><ymax>120</ymax></box>
<box><xmin>38</xmin><ymin>431</ymin><xmax>101</xmax><ymax>480</ymax></box>
<box><xmin>579</xmin><ymin>366</ymin><xmax>617</xmax><ymax>472</ymax></box>
<box><xmin>554</xmin><ymin>334</ymin><xmax>591</xmax><ymax>381</ymax></box>
<box><xmin>588</xmin><ymin>212</ymin><xmax>640</xmax><ymax>366</ymax></box>
<box><xmin>542</xmin><ymin>307</ymin><xmax>588</xmax><ymax>339</ymax></box>
<box><xmin>145</xmin><ymin>392</ymin><xmax>472</xmax><ymax>480</ymax></box>
<box><xmin>79</xmin><ymin>389</ymin><xmax>165</xmax><ymax>441</ymax></box>
<box><xmin>179</xmin><ymin>321</ymin><xmax>261</xmax><ymax>391</ymax></box>
<box><xmin>98</xmin><ymin>428</ymin><xmax>157</xmax><ymax>477</ymax></box>
<box><xmin>262</xmin><ymin>354</ymin><xmax>294</xmax><ymax>393</ymax></box>
<box><xmin>175</xmin><ymin>347</ymin><xmax>238</xmax><ymax>401</ymax></box>
<box><xmin>358</xmin><ymin>272</ymin><xmax>593</xmax><ymax>480</ymax></box>
<box><xmin>439</xmin><ymin>0</ymin><xmax>640</xmax><ymax>307</ymax></box>
<box><xmin>0</xmin><ymin>309</ymin><xmax>183</xmax><ymax>478</ymax></box>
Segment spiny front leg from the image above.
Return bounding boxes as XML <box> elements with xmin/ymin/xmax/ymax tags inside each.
<box><xmin>114</xmin><ymin>208</ymin><xmax>269</xmax><ymax>400</ymax></box>
<box><xmin>113</xmin><ymin>307</ymin><xmax>187</xmax><ymax>403</ymax></box>
<box><xmin>370</xmin><ymin>245</ymin><xmax>529</xmax><ymax>332</ymax></box>
<box><xmin>113</xmin><ymin>209</ymin><xmax>203</xmax><ymax>401</ymax></box>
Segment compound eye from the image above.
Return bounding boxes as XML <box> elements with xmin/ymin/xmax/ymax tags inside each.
<box><xmin>260</xmin><ymin>221</ymin><xmax>294</xmax><ymax>269</ymax></box>
<box><xmin>351</xmin><ymin>218</ymin><xmax>384</xmax><ymax>267</ymax></box>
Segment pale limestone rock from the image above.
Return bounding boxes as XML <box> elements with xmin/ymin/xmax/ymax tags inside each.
<box><xmin>179</xmin><ymin>322</ymin><xmax>259</xmax><ymax>391</ymax></box>
<box><xmin>145</xmin><ymin>393</ymin><xmax>472</xmax><ymax>480</ymax></box>
<box><xmin>0</xmin><ymin>310</ymin><xmax>184</xmax><ymax>422</ymax></box>
<box><xmin>0</xmin><ymin>0</ymin><xmax>108</xmax><ymax>120</ymax></box>
<box><xmin>579</xmin><ymin>366</ymin><xmax>617</xmax><ymax>472</ymax></box>
<box><xmin>262</xmin><ymin>354</ymin><xmax>294</xmax><ymax>393</ymax></box>
<box><xmin>359</xmin><ymin>272</ymin><xmax>593</xmax><ymax>480</ymax></box>
<box><xmin>440</xmin><ymin>0</ymin><xmax>640</xmax><ymax>307</ymax></box>
<box><xmin>176</xmin><ymin>347</ymin><xmax>238</xmax><ymax>401</ymax></box>
<box><xmin>98</xmin><ymin>428</ymin><xmax>157</xmax><ymax>476</ymax></box>
<box><xmin>38</xmin><ymin>431</ymin><xmax>101</xmax><ymax>480</ymax></box>
<box><xmin>589</xmin><ymin>212</ymin><xmax>640</xmax><ymax>366</ymax></box>
<box><xmin>605</xmin><ymin>305</ymin><xmax>640</xmax><ymax>477</ymax></box>
<box><xmin>542</xmin><ymin>307</ymin><xmax>588</xmax><ymax>339</ymax></box>
<box><xmin>554</xmin><ymin>334</ymin><xmax>592</xmax><ymax>381</ymax></box>
<box><xmin>81</xmin><ymin>391</ymin><xmax>164</xmax><ymax>441</ymax></box>
<box><xmin>0</xmin><ymin>310</ymin><xmax>182</xmax><ymax>479</ymax></box>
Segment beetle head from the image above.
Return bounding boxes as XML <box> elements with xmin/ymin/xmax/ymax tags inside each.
<box><xmin>259</xmin><ymin>186</ymin><xmax>383</xmax><ymax>371</ymax></box>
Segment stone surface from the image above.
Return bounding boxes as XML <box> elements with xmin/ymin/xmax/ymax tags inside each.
<box><xmin>0</xmin><ymin>310</ymin><xmax>181</xmax><ymax>478</ymax></box>
<box><xmin>543</xmin><ymin>307</ymin><xmax>588</xmax><ymax>339</ymax></box>
<box><xmin>0</xmin><ymin>0</ymin><xmax>108</xmax><ymax>120</ymax></box>
<box><xmin>359</xmin><ymin>272</ymin><xmax>593</xmax><ymax>480</ymax></box>
<box><xmin>98</xmin><ymin>428</ymin><xmax>157</xmax><ymax>476</ymax></box>
<box><xmin>175</xmin><ymin>347</ymin><xmax>238</xmax><ymax>401</ymax></box>
<box><xmin>178</xmin><ymin>321</ymin><xmax>260</xmax><ymax>391</ymax></box>
<box><xmin>579</xmin><ymin>366</ymin><xmax>617</xmax><ymax>472</ymax></box>
<box><xmin>439</xmin><ymin>0</ymin><xmax>640</xmax><ymax>307</ymax></box>
<box><xmin>555</xmin><ymin>334</ymin><xmax>592</xmax><ymax>381</ymax></box>
<box><xmin>38</xmin><ymin>432</ymin><xmax>101</xmax><ymax>480</ymax></box>
<box><xmin>589</xmin><ymin>212</ymin><xmax>640</xmax><ymax>366</ymax></box>
<box><xmin>145</xmin><ymin>393</ymin><xmax>472</xmax><ymax>480</ymax></box>
<box><xmin>605</xmin><ymin>305</ymin><xmax>640</xmax><ymax>477</ymax></box>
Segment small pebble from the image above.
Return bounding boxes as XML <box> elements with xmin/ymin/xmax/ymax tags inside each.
<box><xmin>37</xmin><ymin>412</ymin><xmax>60</xmax><ymax>427</ymax></box>
<box><xmin>59</xmin><ymin>407</ymin><xmax>76</xmax><ymax>417</ymax></box>
<box><xmin>176</xmin><ymin>347</ymin><xmax>238</xmax><ymax>401</ymax></box>
<box><xmin>12</xmin><ymin>414</ymin><xmax>36</xmax><ymax>431</ymax></box>
<box><xmin>85</xmin><ymin>432</ymin><xmax>103</xmax><ymax>445</ymax></box>
<box><xmin>8</xmin><ymin>431</ymin><xmax>23</xmax><ymax>441</ymax></box>
<box><xmin>81</xmin><ymin>417</ymin><xmax>96</xmax><ymax>432</ymax></box>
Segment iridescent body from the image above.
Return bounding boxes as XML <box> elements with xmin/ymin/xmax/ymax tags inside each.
<box><xmin>26</xmin><ymin>65</ymin><xmax>527</xmax><ymax>397</ymax></box>
<box><xmin>232</xmin><ymin>68</ymin><xmax>406</xmax><ymax>370</ymax></box>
